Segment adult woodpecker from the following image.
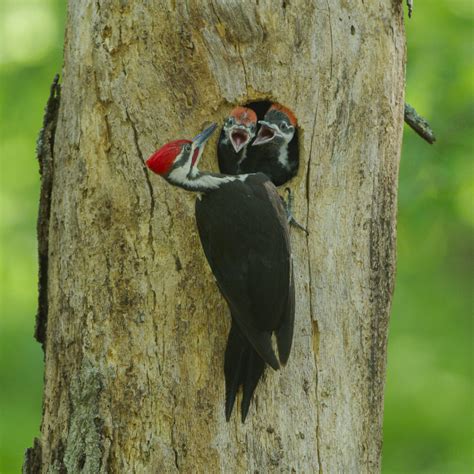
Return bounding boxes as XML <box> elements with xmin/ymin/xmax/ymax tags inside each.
<box><xmin>240</xmin><ymin>103</ymin><xmax>298</xmax><ymax>187</ymax></box>
<box><xmin>146</xmin><ymin>123</ymin><xmax>295</xmax><ymax>422</ymax></box>
<box><xmin>217</xmin><ymin>106</ymin><xmax>257</xmax><ymax>175</ymax></box>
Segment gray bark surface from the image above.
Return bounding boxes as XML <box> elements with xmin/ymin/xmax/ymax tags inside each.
<box><xmin>26</xmin><ymin>1</ymin><xmax>405</xmax><ymax>472</ymax></box>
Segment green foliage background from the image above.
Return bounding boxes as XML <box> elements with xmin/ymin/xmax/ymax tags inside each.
<box><xmin>0</xmin><ymin>1</ymin><xmax>472</xmax><ymax>472</ymax></box>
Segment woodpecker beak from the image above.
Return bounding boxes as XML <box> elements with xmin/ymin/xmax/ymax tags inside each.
<box><xmin>189</xmin><ymin>123</ymin><xmax>217</xmax><ymax>175</ymax></box>
<box><xmin>229</xmin><ymin>125</ymin><xmax>251</xmax><ymax>153</ymax></box>
<box><xmin>193</xmin><ymin>122</ymin><xmax>217</xmax><ymax>148</ymax></box>
<box><xmin>252</xmin><ymin>121</ymin><xmax>282</xmax><ymax>146</ymax></box>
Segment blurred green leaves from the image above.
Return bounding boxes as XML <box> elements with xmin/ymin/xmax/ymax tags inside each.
<box><xmin>0</xmin><ymin>1</ymin><xmax>472</xmax><ymax>473</ymax></box>
<box><xmin>0</xmin><ymin>0</ymin><xmax>58</xmax><ymax>67</ymax></box>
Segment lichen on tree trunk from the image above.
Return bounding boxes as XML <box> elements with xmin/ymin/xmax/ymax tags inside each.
<box><xmin>25</xmin><ymin>1</ymin><xmax>405</xmax><ymax>472</ymax></box>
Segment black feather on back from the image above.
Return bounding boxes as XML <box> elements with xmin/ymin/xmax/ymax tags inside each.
<box><xmin>195</xmin><ymin>174</ymin><xmax>295</xmax><ymax>370</ymax></box>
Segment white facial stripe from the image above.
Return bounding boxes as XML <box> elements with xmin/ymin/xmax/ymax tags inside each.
<box><xmin>259</xmin><ymin>120</ymin><xmax>295</xmax><ymax>144</ymax></box>
<box><xmin>188</xmin><ymin>140</ymin><xmax>206</xmax><ymax>178</ymax></box>
<box><xmin>172</xmin><ymin>145</ymin><xmax>192</xmax><ymax>176</ymax></box>
<box><xmin>169</xmin><ymin>164</ymin><xmax>192</xmax><ymax>184</ymax></box>
<box><xmin>275</xmin><ymin>125</ymin><xmax>294</xmax><ymax>143</ymax></box>
<box><xmin>168</xmin><ymin>168</ymin><xmax>249</xmax><ymax>190</ymax></box>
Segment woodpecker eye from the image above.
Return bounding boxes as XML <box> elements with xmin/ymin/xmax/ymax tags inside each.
<box><xmin>184</xmin><ymin>144</ymin><xmax>192</xmax><ymax>152</ymax></box>
<box><xmin>280</xmin><ymin>121</ymin><xmax>289</xmax><ymax>130</ymax></box>
<box><xmin>226</xmin><ymin>117</ymin><xmax>236</xmax><ymax>126</ymax></box>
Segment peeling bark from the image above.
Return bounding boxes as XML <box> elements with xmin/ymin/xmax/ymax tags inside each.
<box><xmin>23</xmin><ymin>438</ymin><xmax>42</xmax><ymax>474</ymax></box>
<box><xmin>26</xmin><ymin>1</ymin><xmax>405</xmax><ymax>472</ymax></box>
<box><xmin>35</xmin><ymin>74</ymin><xmax>60</xmax><ymax>349</ymax></box>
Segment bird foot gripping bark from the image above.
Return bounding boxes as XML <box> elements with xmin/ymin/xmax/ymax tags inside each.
<box><xmin>284</xmin><ymin>188</ymin><xmax>308</xmax><ymax>235</ymax></box>
<box><xmin>407</xmin><ymin>0</ymin><xmax>413</xmax><ymax>18</ymax></box>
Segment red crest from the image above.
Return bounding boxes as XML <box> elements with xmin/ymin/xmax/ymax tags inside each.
<box><xmin>230</xmin><ymin>107</ymin><xmax>257</xmax><ymax>127</ymax></box>
<box><xmin>269</xmin><ymin>103</ymin><xmax>297</xmax><ymax>126</ymax></box>
<box><xmin>146</xmin><ymin>139</ymin><xmax>190</xmax><ymax>175</ymax></box>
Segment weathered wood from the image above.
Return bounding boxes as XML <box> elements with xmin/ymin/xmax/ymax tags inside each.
<box><xmin>27</xmin><ymin>1</ymin><xmax>405</xmax><ymax>472</ymax></box>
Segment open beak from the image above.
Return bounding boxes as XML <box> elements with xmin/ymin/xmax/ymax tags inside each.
<box><xmin>189</xmin><ymin>122</ymin><xmax>217</xmax><ymax>174</ymax></box>
<box><xmin>252</xmin><ymin>121</ymin><xmax>281</xmax><ymax>146</ymax></box>
<box><xmin>229</xmin><ymin>125</ymin><xmax>251</xmax><ymax>153</ymax></box>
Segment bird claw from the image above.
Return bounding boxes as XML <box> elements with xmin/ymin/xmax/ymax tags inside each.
<box><xmin>288</xmin><ymin>215</ymin><xmax>309</xmax><ymax>235</ymax></box>
<box><xmin>407</xmin><ymin>0</ymin><xmax>413</xmax><ymax>18</ymax></box>
<box><xmin>284</xmin><ymin>188</ymin><xmax>309</xmax><ymax>235</ymax></box>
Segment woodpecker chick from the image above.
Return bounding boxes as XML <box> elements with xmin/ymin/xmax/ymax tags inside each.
<box><xmin>218</xmin><ymin>106</ymin><xmax>257</xmax><ymax>175</ymax></box>
<box><xmin>241</xmin><ymin>103</ymin><xmax>298</xmax><ymax>186</ymax></box>
<box><xmin>146</xmin><ymin>123</ymin><xmax>295</xmax><ymax>422</ymax></box>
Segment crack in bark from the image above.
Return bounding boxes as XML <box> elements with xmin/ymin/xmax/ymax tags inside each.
<box><xmin>237</xmin><ymin>43</ymin><xmax>249</xmax><ymax>94</ymax></box>
<box><xmin>305</xmin><ymin>96</ymin><xmax>323</xmax><ymax>473</ymax></box>
<box><xmin>170</xmin><ymin>394</ymin><xmax>180</xmax><ymax>471</ymax></box>
<box><xmin>149</xmin><ymin>286</ymin><xmax>162</xmax><ymax>376</ymax></box>
<box><xmin>124</xmin><ymin>108</ymin><xmax>156</xmax><ymax>263</ymax></box>
<box><xmin>173</xmin><ymin>446</ymin><xmax>179</xmax><ymax>471</ymax></box>
<box><xmin>325</xmin><ymin>0</ymin><xmax>334</xmax><ymax>79</ymax></box>
<box><xmin>305</xmin><ymin>103</ymin><xmax>319</xmax><ymax>214</ymax></box>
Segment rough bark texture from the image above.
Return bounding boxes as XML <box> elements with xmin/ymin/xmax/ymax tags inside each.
<box><xmin>27</xmin><ymin>1</ymin><xmax>405</xmax><ymax>472</ymax></box>
<box><xmin>35</xmin><ymin>74</ymin><xmax>60</xmax><ymax>349</ymax></box>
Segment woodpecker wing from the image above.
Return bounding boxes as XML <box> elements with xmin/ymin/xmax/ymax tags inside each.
<box><xmin>195</xmin><ymin>174</ymin><xmax>294</xmax><ymax>368</ymax></box>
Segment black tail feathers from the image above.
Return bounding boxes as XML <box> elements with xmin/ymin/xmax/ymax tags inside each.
<box><xmin>224</xmin><ymin>321</ymin><xmax>266</xmax><ymax>422</ymax></box>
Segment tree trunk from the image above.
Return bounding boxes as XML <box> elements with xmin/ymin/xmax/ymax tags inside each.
<box><xmin>26</xmin><ymin>1</ymin><xmax>405</xmax><ymax>472</ymax></box>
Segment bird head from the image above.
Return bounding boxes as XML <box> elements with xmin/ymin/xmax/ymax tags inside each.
<box><xmin>146</xmin><ymin>123</ymin><xmax>217</xmax><ymax>182</ymax></box>
<box><xmin>223</xmin><ymin>106</ymin><xmax>257</xmax><ymax>153</ymax></box>
<box><xmin>252</xmin><ymin>104</ymin><xmax>297</xmax><ymax>147</ymax></box>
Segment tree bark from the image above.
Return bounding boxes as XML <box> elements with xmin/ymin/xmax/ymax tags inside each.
<box><xmin>26</xmin><ymin>1</ymin><xmax>405</xmax><ymax>472</ymax></box>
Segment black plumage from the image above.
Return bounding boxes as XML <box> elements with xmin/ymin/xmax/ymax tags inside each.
<box><xmin>195</xmin><ymin>174</ymin><xmax>294</xmax><ymax>421</ymax></box>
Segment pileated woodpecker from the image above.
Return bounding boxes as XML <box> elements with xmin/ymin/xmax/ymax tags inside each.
<box><xmin>239</xmin><ymin>103</ymin><xmax>299</xmax><ymax>186</ymax></box>
<box><xmin>146</xmin><ymin>124</ymin><xmax>295</xmax><ymax>422</ymax></box>
<box><xmin>217</xmin><ymin>106</ymin><xmax>257</xmax><ymax>175</ymax></box>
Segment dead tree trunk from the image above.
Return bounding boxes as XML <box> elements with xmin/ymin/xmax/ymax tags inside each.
<box><xmin>25</xmin><ymin>1</ymin><xmax>405</xmax><ymax>472</ymax></box>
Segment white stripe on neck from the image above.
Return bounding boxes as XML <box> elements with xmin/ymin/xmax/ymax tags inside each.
<box><xmin>277</xmin><ymin>145</ymin><xmax>291</xmax><ymax>170</ymax></box>
<box><xmin>236</xmin><ymin>146</ymin><xmax>247</xmax><ymax>169</ymax></box>
<box><xmin>168</xmin><ymin>166</ymin><xmax>248</xmax><ymax>191</ymax></box>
